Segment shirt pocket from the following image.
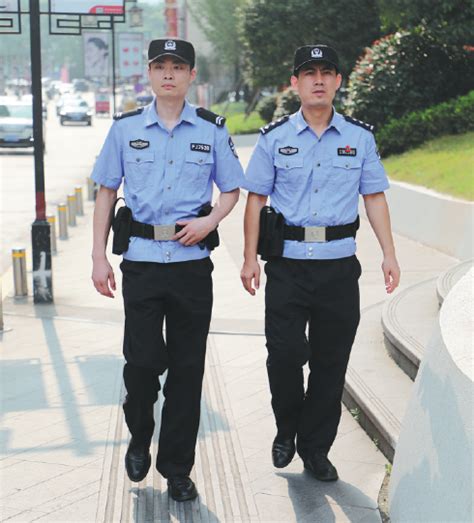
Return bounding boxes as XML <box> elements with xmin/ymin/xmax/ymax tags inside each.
<box><xmin>183</xmin><ymin>151</ymin><xmax>214</xmax><ymax>190</ymax></box>
<box><xmin>330</xmin><ymin>157</ymin><xmax>362</xmax><ymax>187</ymax></box>
<box><xmin>124</xmin><ymin>151</ymin><xmax>155</xmax><ymax>189</ymax></box>
<box><xmin>274</xmin><ymin>156</ymin><xmax>305</xmax><ymax>184</ymax></box>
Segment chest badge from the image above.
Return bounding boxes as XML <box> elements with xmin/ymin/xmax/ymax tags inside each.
<box><xmin>130</xmin><ymin>139</ymin><xmax>150</xmax><ymax>150</ymax></box>
<box><xmin>190</xmin><ymin>143</ymin><xmax>211</xmax><ymax>153</ymax></box>
<box><xmin>278</xmin><ymin>146</ymin><xmax>299</xmax><ymax>155</ymax></box>
<box><xmin>338</xmin><ymin>145</ymin><xmax>357</xmax><ymax>156</ymax></box>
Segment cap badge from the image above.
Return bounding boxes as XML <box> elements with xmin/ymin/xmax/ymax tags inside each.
<box><xmin>311</xmin><ymin>48</ymin><xmax>323</xmax><ymax>58</ymax></box>
<box><xmin>164</xmin><ymin>40</ymin><xmax>177</xmax><ymax>51</ymax></box>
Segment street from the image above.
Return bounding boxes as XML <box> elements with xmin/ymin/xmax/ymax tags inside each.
<box><xmin>0</xmin><ymin>99</ymin><xmax>111</xmax><ymax>273</ymax></box>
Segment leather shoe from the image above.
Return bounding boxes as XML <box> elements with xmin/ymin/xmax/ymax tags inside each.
<box><xmin>125</xmin><ymin>438</ymin><xmax>151</xmax><ymax>483</ymax></box>
<box><xmin>304</xmin><ymin>451</ymin><xmax>338</xmax><ymax>481</ymax></box>
<box><xmin>167</xmin><ymin>476</ymin><xmax>198</xmax><ymax>502</ymax></box>
<box><xmin>272</xmin><ymin>436</ymin><xmax>296</xmax><ymax>468</ymax></box>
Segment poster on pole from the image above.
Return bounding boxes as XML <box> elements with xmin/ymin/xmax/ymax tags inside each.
<box><xmin>50</xmin><ymin>1</ymin><xmax>124</xmax><ymax>15</ymax></box>
<box><xmin>0</xmin><ymin>0</ymin><xmax>19</xmax><ymax>12</ymax></box>
<box><xmin>83</xmin><ymin>31</ymin><xmax>110</xmax><ymax>78</ymax></box>
<box><xmin>118</xmin><ymin>33</ymin><xmax>144</xmax><ymax>79</ymax></box>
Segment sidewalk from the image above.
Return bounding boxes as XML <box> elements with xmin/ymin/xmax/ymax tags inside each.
<box><xmin>0</xmin><ymin>144</ymin><xmax>458</xmax><ymax>522</ymax></box>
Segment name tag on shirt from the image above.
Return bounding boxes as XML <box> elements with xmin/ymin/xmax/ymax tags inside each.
<box><xmin>338</xmin><ymin>147</ymin><xmax>357</xmax><ymax>156</ymax></box>
<box><xmin>190</xmin><ymin>143</ymin><xmax>211</xmax><ymax>153</ymax></box>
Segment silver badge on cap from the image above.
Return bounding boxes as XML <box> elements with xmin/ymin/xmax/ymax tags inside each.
<box><xmin>164</xmin><ymin>40</ymin><xmax>177</xmax><ymax>51</ymax></box>
<box><xmin>311</xmin><ymin>48</ymin><xmax>323</xmax><ymax>58</ymax></box>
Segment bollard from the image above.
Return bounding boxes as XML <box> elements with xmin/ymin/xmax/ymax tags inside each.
<box><xmin>67</xmin><ymin>194</ymin><xmax>77</xmax><ymax>226</ymax></box>
<box><xmin>46</xmin><ymin>214</ymin><xmax>57</xmax><ymax>254</ymax></box>
<box><xmin>58</xmin><ymin>203</ymin><xmax>68</xmax><ymax>240</ymax></box>
<box><xmin>12</xmin><ymin>248</ymin><xmax>28</xmax><ymax>297</ymax></box>
<box><xmin>75</xmin><ymin>186</ymin><xmax>84</xmax><ymax>216</ymax></box>
<box><xmin>87</xmin><ymin>177</ymin><xmax>96</xmax><ymax>201</ymax></box>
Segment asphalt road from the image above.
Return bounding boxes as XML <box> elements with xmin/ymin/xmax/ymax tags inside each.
<box><xmin>0</xmin><ymin>99</ymin><xmax>111</xmax><ymax>274</ymax></box>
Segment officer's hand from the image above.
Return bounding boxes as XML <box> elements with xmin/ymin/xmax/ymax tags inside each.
<box><xmin>382</xmin><ymin>254</ymin><xmax>400</xmax><ymax>294</ymax></box>
<box><xmin>92</xmin><ymin>257</ymin><xmax>116</xmax><ymax>298</ymax></box>
<box><xmin>174</xmin><ymin>217</ymin><xmax>216</xmax><ymax>246</ymax></box>
<box><xmin>240</xmin><ymin>259</ymin><xmax>261</xmax><ymax>296</ymax></box>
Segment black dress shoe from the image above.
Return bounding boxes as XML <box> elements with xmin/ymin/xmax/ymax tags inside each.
<box><xmin>167</xmin><ymin>476</ymin><xmax>198</xmax><ymax>502</ymax></box>
<box><xmin>304</xmin><ymin>451</ymin><xmax>338</xmax><ymax>481</ymax></box>
<box><xmin>125</xmin><ymin>438</ymin><xmax>151</xmax><ymax>483</ymax></box>
<box><xmin>272</xmin><ymin>436</ymin><xmax>296</xmax><ymax>468</ymax></box>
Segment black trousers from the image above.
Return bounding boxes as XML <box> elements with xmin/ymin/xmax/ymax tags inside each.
<box><xmin>120</xmin><ymin>257</ymin><xmax>213</xmax><ymax>478</ymax></box>
<box><xmin>264</xmin><ymin>255</ymin><xmax>361</xmax><ymax>459</ymax></box>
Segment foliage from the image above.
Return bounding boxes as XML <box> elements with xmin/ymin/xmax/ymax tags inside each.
<box><xmin>256</xmin><ymin>94</ymin><xmax>278</xmax><ymax>123</ymax></box>
<box><xmin>238</xmin><ymin>0</ymin><xmax>381</xmax><ymax>88</ymax></box>
<box><xmin>225</xmin><ymin>111</ymin><xmax>265</xmax><ymax>135</ymax></box>
<box><xmin>382</xmin><ymin>131</ymin><xmax>474</xmax><ymax>201</ymax></box>
<box><xmin>345</xmin><ymin>27</ymin><xmax>474</xmax><ymax>129</ymax></box>
<box><xmin>273</xmin><ymin>88</ymin><xmax>300</xmax><ymax>119</ymax></box>
<box><xmin>377</xmin><ymin>91</ymin><xmax>474</xmax><ymax>156</ymax></box>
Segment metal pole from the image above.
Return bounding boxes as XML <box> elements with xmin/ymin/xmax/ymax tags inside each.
<box><xmin>46</xmin><ymin>214</ymin><xmax>57</xmax><ymax>254</ymax></box>
<box><xmin>57</xmin><ymin>203</ymin><xmax>68</xmax><ymax>240</ymax></box>
<box><xmin>111</xmin><ymin>21</ymin><xmax>116</xmax><ymax>114</ymax></box>
<box><xmin>87</xmin><ymin>177</ymin><xmax>96</xmax><ymax>201</ymax></box>
<box><xmin>29</xmin><ymin>0</ymin><xmax>53</xmax><ymax>304</ymax></box>
<box><xmin>67</xmin><ymin>194</ymin><xmax>77</xmax><ymax>226</ymax></box>
<box><xmin>75</xmin><ymin>186</ymin><xmax>84</xmax><ymax>216</ymax></box>
<box><xmin>12</xmin><ymin>248</ymin><xmax>28</xmax><ymax>297</ymax></box>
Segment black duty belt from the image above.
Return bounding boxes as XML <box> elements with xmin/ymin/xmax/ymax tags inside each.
<box><xmin>130</xmin><ymin>220</ymin><xmax>185</xmax><ymax>241</ymax></box>
<box><xmin>283</xmin><ymin>216</ymin><xmax>360</xmax><ymax>243</ymax></box>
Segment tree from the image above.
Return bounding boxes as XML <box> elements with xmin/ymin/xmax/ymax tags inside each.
<box><xmin>238</xmin><ymin>0</ymin><xmax>381</xmax><ymax>88</ymax></box>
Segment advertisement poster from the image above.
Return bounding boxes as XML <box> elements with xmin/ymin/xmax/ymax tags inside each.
<box><xmin>118</xmin><ymin>33</ymin><xmax>144</xmax><ymax>78</ymax></box>
<box><xmin>83</xmin><ymin>31</ymin><xmax>109</xmax><ymax>78</ymax></box>
<box><xmin>51</xmin><ymin>1</ymin><xmax>124</xmax><ymax>15</ymax></box>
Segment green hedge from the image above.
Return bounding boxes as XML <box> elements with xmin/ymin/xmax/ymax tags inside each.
<box><xmin>377</xmin><ymin>91</ymin><xmax>474</xmax><ymax>157</ymax></box>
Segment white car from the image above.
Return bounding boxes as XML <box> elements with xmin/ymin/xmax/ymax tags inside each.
<box><xmin>0</xmin><ymin>97</ymin><xmax>46</xmax><ymax>151</ymax></box>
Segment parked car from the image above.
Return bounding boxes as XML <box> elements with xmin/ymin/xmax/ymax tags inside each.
<box><xmin>59</xmin><ymin>99</ymin><xmax>93</xmax><ymax>126</ymax></box>
<box><xmin>55</xmin><ymin>93</ymin><xmax>81</xmax><ymax>116</ymax></box>
<box><xmin>0</xmin><ymin>97</ymin><xmax>46</xmax><ymax>151</ymax></box>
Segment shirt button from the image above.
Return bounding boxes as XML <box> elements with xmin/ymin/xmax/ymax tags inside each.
<box><xmin>313</xmin><ymin>211</ymin><xmax>317</xmax><ymax>216</ymax></box>
<box><xmin>136</xmin><ymin>158</ymin><xmax>140</xmax><ymax>162</ymax></box>
<box><xmin>167</xmin><ymin>185</ymin><xmax>171</xmax><ymax>190</ymax></box>
<box><xmin>198</xmin><ymin>158</ymin><xmax>203</xmax><ymax>163</ymax></box>
<box><xmin>308</xmin><ymin>252</ymin><xmax>313</xmax><ymax>257</ymax></box>
<box><xmin>170</xmin><ymin>134</ymin><xmax>174</xmax><ymax>138</ymax></box>
<box><xmin>285</xmin><ymin>164</ymin><xmax>289</xmax><ymax>168</ymax></box>
<box><xmin>169</xmin><ymin>160</ymin><xmax>173</xmax><ymax>165</ymax></box>
<box><xmin>165</xmin><ymin>251</ymin><xmax>170</xmax><ymax>256</ymax></box>
<box><xmin>309</xmin><ymin>247</ymin><xmax>313</xmax><ymax>252</ymax></box>
<box><xmin>165</xmin><ymin>210</ymin><xmax>169</xmax><ymax>215</ymax></box>
<box><xmin>317</xmin><ymin>163</ymin><xmax>321</xmax><ymax>167</ymax></box>
<box><xmin>314</xmin><ymin>188</ymin><xmax>319</xmax><ymax>193</ymax></box>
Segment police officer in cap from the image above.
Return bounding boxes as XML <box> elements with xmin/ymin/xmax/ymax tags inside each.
<box><xmin>91</xmin><ymin>38</ymin><xmax>243</xmax><ymax>500</ymax></box>
<box><xmin>240</xmin><ymin>45</ymin><xmax>400</xmax><ymax>480</ymax></box>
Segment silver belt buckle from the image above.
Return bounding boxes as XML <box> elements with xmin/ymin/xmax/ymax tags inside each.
<box><xmin>304</xmin><ymin>226</ymin><xmax>326</xmax><ymax>243</ymax></box>
<box><xmin>153</xmin><ymin>224</ymin><xmax>176</xmax><ymax>241</ymax></box>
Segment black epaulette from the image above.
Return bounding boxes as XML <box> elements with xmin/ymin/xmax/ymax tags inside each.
<box><xmin>196</xmin><ymin>107</ymin><xmax>226</xmax><ymax>127</ymax></box>
<box><xmin>113</xmin><ymin>107</ymin><xmax>144</xmax><ymax>121</ymax></box>
<box><xmin>343</xmin><ymin>115</ymin><xmax>374</xmax><ymax>132</ymax></box>
<box><xmin>260</xmin><ymin>115</ymin><xmax>289</xmax><ymax>135</ymax></box>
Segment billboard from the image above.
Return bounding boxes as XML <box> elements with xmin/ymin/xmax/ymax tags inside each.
<box><xmin>118</xmin><ymin>33</ymin><xmax>144</xmax><ymax>78</ymax></box>
<box><xmin>83</xmin><ymin>31</ymin><xmax>109</xmax><ymax>78</ymax></box>
<box><xmin>50</xmin><ymin>1</ymin><xmax>124</xmax><ymax>15</ymax></box>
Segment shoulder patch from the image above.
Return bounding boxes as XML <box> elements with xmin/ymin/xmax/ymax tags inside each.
<box><xmin>260</xmin><ymin>115</ymin><xmax>290</xmax><ymax>135</ymax></box>
<box><xmin>196</xmin><ymin>107</ymin><xmax>226</xmax><ymax>127</ymax></box>
<box><xmin>113</xmin><ymin>107</ymin><xmax>144</xmax><ymax>121</ymax></box>
<box><xmin>343</xmin><ymin>115</ymin><xmax>374</xmax><ymax>132</ymax></box>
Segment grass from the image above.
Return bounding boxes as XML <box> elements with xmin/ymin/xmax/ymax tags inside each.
<box><xmin>210</xmin><ymin>101</ymin><xmax>264</xmax><ymax>134</ymax></box>
<box><xmin>383</xmin><ymin>132</ymin><xmax>474</xmax><ymax>201</ymax></box>
<box><xmin>210</xmin><ymin>101</ymin><xmax>247</xmax><ymax>116</ymax></box>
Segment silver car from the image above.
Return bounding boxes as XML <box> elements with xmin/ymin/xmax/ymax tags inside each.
<box><xmin>0</xmin><ymin>97</ymin><xmax>45</xmax><ymax>151</ymax></box>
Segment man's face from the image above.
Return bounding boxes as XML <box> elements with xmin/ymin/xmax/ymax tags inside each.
<box><xmin>148</xmin><ymin>57</ymin><xmax>196</xmax><ymax>99</ymax></box>
<box><xmin>290</xmin><ymin>62</ymin><xmax>342</xmax><ymax>109</ymax></box>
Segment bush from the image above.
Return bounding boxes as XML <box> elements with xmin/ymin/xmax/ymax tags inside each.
<box><xmin>345</xmin><ymin>27</ymin><xmax>474</xmax><ymax>129</ymax></box>
<box><xmin>256</xmin><ymin>94</ymin><xmax>278</xmax><ymax>123</ymax></box>
<box><xmin>273</xmin><ymin>87</ymin><xmax>300</xmax><ymax>119</ymax></box>
<box><xmin>225</xmin><ymin>111</ymin><xmax>265</xmax><ymax>135</ymax></box>
<box><xmin>377</xmin><ymin>91</ymin><xmax>474</xmax><ymax>156</ymax></box>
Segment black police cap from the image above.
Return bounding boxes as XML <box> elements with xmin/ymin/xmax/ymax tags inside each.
<box><xmin>293</xmin><ymin>45</ymin><xmax>340</xmax><ymax>75</ymax></box>
<box><xmin>148</xmin><ymin>38</ymin><xmax>195</xmax><ymax>69</ymax></box>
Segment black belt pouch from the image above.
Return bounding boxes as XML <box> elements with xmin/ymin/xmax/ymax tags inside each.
<box><xmin>112</xmin><ymin>198</ymin><xmax>132</xmax><ymax>255</ymax></box>
<box><xmin>257</xmin><ymin>206</ymin><xmax>285</xmax><ymax>261</ymax></box>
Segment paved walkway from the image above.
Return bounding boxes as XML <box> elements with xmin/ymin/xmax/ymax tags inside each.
<box><xmin>0</xmin><ymin>141</ymin><xmax>458</xmax><ymax>522</ymax></box>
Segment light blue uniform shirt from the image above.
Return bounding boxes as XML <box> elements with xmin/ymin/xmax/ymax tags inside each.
<box><xmin>92</xmin><ymin>100</ymin><xmax>244</xmax><ymax>263</ymax></box>
<box><xmin>243</xmin><ymin>108</ymin><xmax>389</xmax><ymax>260</ymax></box>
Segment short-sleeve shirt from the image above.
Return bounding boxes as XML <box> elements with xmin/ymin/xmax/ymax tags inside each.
<box><xmin>92</xmin><ymin>99</ymin><xmax>244</xmax><ymax>263</ymax></box>
<box><xmin>242</xmin><ymin>108</ymin><xmax>389</xmax><ymax>260</ymax></box>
